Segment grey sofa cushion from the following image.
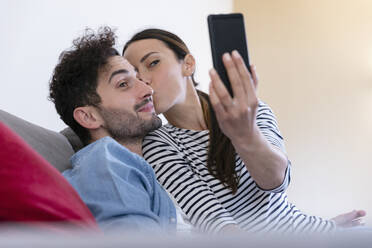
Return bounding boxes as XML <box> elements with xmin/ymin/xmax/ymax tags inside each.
<box><xmin>60</xmin><ymin>127</ymin><xmax>84</xmax><ymax>152</ymax></box>
<box><xmin>0</xmin><ymin>109</ymin><xmax>73</xmax><ymax>172</ymax></box>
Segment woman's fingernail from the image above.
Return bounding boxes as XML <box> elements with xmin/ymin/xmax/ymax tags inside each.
<box><xmin>223</xmin><ymin>53</ymin><xmax>231</xmax><ymax>61</ymax></box>
<box><xmin>232</xmin><ymin>50</ymin><xmax>240</xmax><ymax>58</ymax></box>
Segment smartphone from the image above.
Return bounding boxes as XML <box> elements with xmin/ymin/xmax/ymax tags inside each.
<box><xmin>208</xmin><ymin>13</ymin><xmax>251</xmax><ymax>97</ymax></box>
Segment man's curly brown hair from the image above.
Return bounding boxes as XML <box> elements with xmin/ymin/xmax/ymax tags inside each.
<box><xmin>49</xmin><ymin>26</ymin><xmax>119</xmax><ymax>144</ymax></box>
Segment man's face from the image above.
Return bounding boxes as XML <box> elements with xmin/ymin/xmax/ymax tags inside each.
<box><xmin>95</xmin><ymin>56</ymin><xmax>161</xmax><ymax>143</ymax></box>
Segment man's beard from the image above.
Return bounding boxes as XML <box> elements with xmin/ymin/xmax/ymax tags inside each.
<box><xmin>97</xmin><ymin>104</ymin><xmax>162</xmax><ymax>144</ymax></box>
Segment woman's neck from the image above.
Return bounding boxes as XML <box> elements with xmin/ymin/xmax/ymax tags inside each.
<box><xmin>164</xmin><ymin>82</ymin><xmax>207</xmax><ymax>131</ymax></box>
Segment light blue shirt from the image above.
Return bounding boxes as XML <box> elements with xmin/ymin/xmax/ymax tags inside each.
<box><xmin>63</xmin><ymin>136</ymin><xmax>177</xmax><ymax>232</ymax></box>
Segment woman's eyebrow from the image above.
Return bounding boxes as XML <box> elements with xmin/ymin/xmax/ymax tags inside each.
<box><xmin>140</xmin><ymin>52</ymin><xmax>159</xmax><ymax>63</ymax></box>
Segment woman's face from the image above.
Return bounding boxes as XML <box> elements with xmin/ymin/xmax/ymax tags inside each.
<box><xmin>123</xmin><ymin>39</ymin><xmax>186</xmax><ymax>115</ymax></box>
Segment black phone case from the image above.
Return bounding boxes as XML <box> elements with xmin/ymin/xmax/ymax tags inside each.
<box><xmin>208</xmin><ymin>13</ymin><xmax>250</xmax><ymax>97</ymax></box>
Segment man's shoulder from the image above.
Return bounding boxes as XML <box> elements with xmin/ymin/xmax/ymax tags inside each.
<box><xmin>70</xmin><ymin>136</ymin><xmax>120</xmax><ymax>162</ymax></box>
<box><xmin>70</xmin><ymin>136</ymin><xmax>147</xmax><ymax>172</ymax></box>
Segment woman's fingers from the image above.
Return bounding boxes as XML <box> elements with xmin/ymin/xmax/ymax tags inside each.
<box><xmin>331</xmin><ymin>209</ymin><xmax>367</xmax><ymax>227</ymax></box>
<box><xmin>209</xmin><ymin>52</ymin><xmax>260</xmax><ymax>134</ymax></box>
<box><xmin>209</xmin><ymin>77</ymin><xmax>227</xmax><ymax>121</ymax></box>
<box><xmin>250</xmin><ymin>64</ymin><xmax>259</xmax><ymax>90</ymax></box>
<box><xmin>230</xmin><ymin>50</ymin><xmax>252</xmax><ymax>96</ymax></box>
<box><xmin>222</xmin><ymin>53</ymin><xmax>245</xmax><ymax>103</ymax></box>
<box><xmin>209</xmin><ymin>68</ymin><xmax>234</xmax><ymax>111</ymax></box>
<box><xmin>231</xmin><ymin>51</ymin><xmax>257</xmax><ymax>103</ymax></box>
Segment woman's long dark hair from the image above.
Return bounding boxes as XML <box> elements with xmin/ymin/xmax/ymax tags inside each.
<box><xmin>123</xmin><ymin>29</ymin><xmax>239</xmax><ymax>193</ymax></box>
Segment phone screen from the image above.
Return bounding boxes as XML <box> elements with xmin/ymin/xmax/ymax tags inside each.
<box><xmin>208</xmin><ymin>13</ymin><xmax>250</xmax><ymax>96</ymax></box>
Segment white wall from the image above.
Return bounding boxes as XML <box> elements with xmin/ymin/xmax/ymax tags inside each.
<box><xmin>0</xmin><ymin>0</ymin><xmax>232</xmax><ymax>131</ymax></box>
<box><xmin>235</xmin><ymin>0</ymin><xmax>372</xmax><ymax>224</ymax></box>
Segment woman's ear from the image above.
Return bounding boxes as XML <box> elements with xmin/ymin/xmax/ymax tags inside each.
<box><xmin>73</xmin><ymin>106</ymin><xmax>103</xmax><ymax>130</ymax></box>
<box><xmin>182</xmin><ymin>54</ymin><xmax>196</xmax><ymax>77</ymax></box>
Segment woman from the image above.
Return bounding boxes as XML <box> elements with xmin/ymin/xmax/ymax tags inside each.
<box><xmin>122</xmin><ymin>29</ymin><xmax>365</xmax><ymax>233</ymax></box>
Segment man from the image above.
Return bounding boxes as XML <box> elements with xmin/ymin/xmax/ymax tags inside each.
<box><xmin>48</xmin><ymin>26</ymin><xmax>176</xmax><ymax>232</ymax></box>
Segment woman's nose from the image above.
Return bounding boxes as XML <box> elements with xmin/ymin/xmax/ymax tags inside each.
<box><xmin>137</xmin><ymin>73</ymin><xmax>151</xmax><ymax>85</ymax></box>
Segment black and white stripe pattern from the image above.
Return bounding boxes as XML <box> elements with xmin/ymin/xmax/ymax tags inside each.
<box><xmin>143</xmin><ymin>101</ymin><xmax>335</xmax><ymax>233</ymax></box>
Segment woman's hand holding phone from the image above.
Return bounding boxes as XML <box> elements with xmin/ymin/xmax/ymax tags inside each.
<box><xmin>209</xmin><ymin>50</ymin><xmax>259</xmax><ymax>147</ymax></box>
<box><xmin>209</xmin><ymin>50</ymin><xmax>288</xmax><ymax>190</ymax></box>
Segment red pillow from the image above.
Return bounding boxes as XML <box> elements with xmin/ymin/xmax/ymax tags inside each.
<box><xmin>0</xmin><ymin>121</ymin><xmax>98</xmax><ymax>231</ymax></box>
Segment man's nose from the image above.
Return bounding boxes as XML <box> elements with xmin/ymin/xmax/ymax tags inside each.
<box><xmin>136</xmin><ymin>78</ymin><xmax>154</xmax><ymax>97</ymax></box>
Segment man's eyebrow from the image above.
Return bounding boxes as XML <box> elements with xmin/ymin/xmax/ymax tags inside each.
<box><xmin>140</xmin><ymin>52</ymin><xmax>159</xmax><ymax>63</ymax></box>
<box><xmin>108</xmin><ymin>69</ymin><xmax>128</xmax><ymax>83</ymax></box>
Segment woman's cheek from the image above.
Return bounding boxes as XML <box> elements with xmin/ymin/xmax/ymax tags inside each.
<box><xmin>152</xmin><ymin>93</ymin><xmax>163</xmax><ymax>114</ymax></box>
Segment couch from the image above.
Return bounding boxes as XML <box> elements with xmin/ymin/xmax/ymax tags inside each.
<box><xmin>0</xmin><ymin>109</ymin><xmax>96</xmax><ymax>228</ymax></box>
<box><xmin>0</xmin><ymin>109</ymin><xmax>82</xmax><ymax>172</ymax></box>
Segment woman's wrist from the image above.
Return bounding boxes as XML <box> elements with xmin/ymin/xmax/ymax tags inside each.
<box><xmin>231</xmin><ymin>125</ymin><xmax>267</xmax><ymax>155</ymax></box>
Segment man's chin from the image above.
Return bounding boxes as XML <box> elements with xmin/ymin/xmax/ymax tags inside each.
<box><xmin>141</xmin><ymin>114</ymin><xmax>162</xmax><ymax>134</ymax></box>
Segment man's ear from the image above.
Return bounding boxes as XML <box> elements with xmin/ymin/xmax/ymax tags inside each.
<box><xmin>182</xmin><ymin>54</ymin><xmax>196</xmax><ymax>77</ymax></box>
<box><xmin>73</xmin><ymin>106</ymin><xmax>103</xmax><ymax>130</ymax></box>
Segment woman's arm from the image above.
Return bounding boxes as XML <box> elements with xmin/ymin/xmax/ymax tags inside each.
<box><xmin>209</xmin><ymin>51</ymin><xmax>288</xmax><ymax>191</ymax></box>
<box><xmin>231</xmin><ymin>123</ymin><xmax>289</xmax><ymax>191</ymax></box>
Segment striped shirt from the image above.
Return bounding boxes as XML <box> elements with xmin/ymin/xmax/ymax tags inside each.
<box><xmin>143</xmin><ymin>101</ymin><xmax>336</xmax><ymax>233</ymax></box>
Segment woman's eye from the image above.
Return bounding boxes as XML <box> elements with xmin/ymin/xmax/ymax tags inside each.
<box><xmin>149</xmin><ymin>60</ymin><xmax>160</xmax><ymax>67</ymax></box>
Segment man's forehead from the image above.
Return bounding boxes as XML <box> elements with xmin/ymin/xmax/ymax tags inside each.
<box><xmin>97</xmin><ymin>56</ymin><xmax>135</xmax><ymax>84</ymax></box>
<box><xmin>105</xmin><ymin>56</ymin><xmax>134</xmax><ymax>72</ymax></box>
